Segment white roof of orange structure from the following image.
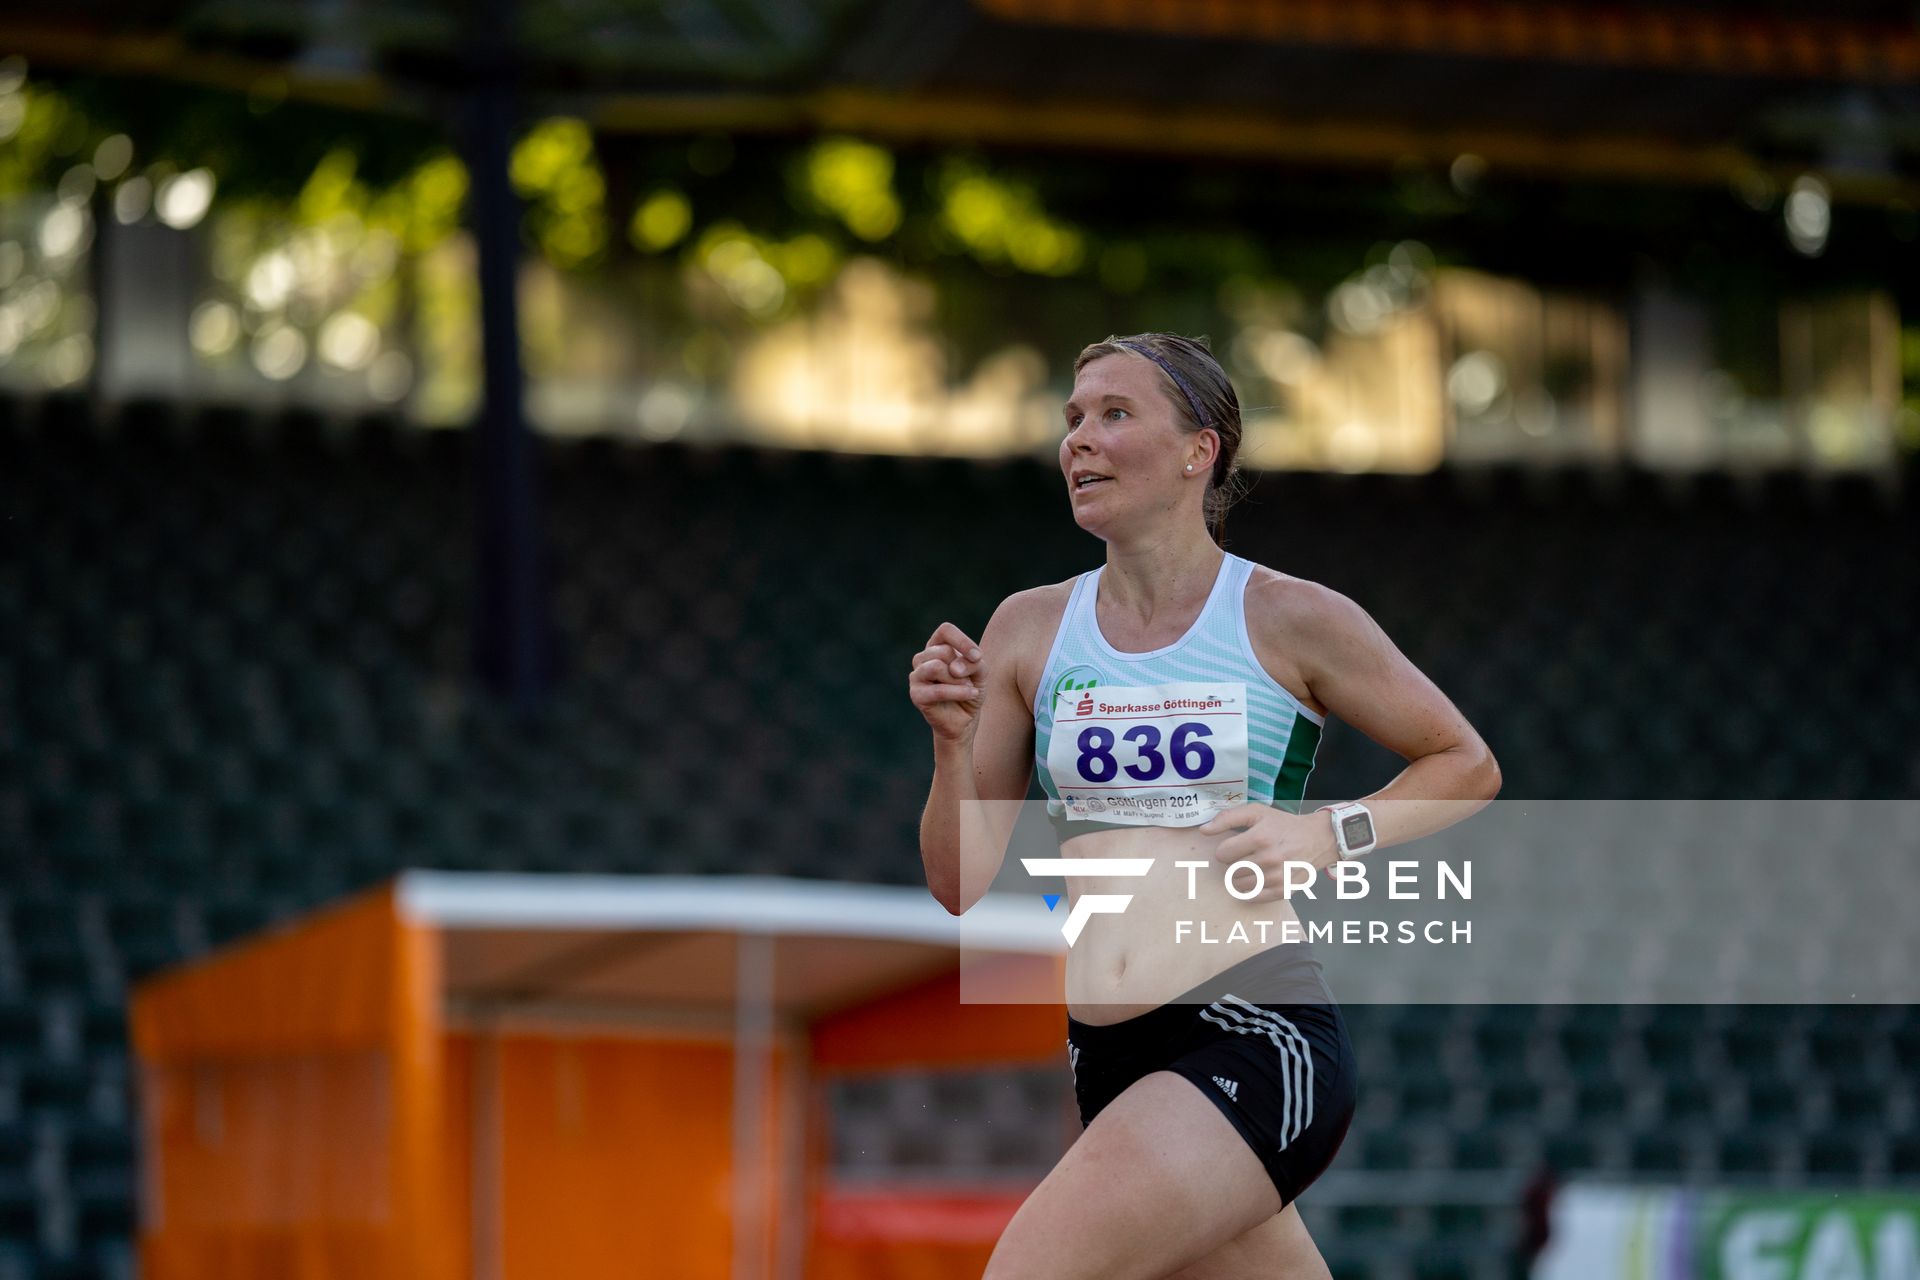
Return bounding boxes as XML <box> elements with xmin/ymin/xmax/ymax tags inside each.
<box><xmin>396</xmin><ymin>871</ymin><xmax>1060</xmax><ymax>949</ymax></box>
<box><xmin>393</xmin><ymin>871</ymin><xmax>1064</xmax><ymax>1022</ymax></box>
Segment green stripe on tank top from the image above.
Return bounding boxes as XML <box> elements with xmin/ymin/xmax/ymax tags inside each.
<box><xmin>1270</xmin><ymin>716</ymin><xmax>1323</xmax><ymax>814</ymax></box>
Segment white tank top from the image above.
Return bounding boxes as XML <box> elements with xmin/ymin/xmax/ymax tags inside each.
<box><xmin>1032</xmin><ymin>551</ymin><xmax>1326</xmax><ymax>841</ymax></box>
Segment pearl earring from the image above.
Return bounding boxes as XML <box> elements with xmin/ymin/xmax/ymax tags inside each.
<box><xmin>1185</xmin><ymin>464</ymin><xmax>1193</xmax><ymax>472</ymax></box>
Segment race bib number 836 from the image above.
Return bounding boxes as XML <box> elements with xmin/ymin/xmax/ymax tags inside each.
<box><xmin>1046</xmin><ymin>681</ymin><xmax>1250</xmax><ymax>827</ymax></box>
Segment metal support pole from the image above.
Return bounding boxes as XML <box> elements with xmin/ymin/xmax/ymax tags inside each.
<box><xmin>466</xmin><ymin>0</ymin><xmax>555</xmax><ymax>713</ymax></box>
<box><xmin>732</xmin><ymin>932</ymin><xmax>776</xmax><ymax>1280</ymax></box>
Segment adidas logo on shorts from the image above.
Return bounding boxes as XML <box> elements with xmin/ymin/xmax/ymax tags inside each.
<box><xmin>1212</xmin><ymin>1075</ymin><xmax>1240</xmax><ymax>1101</ymax></box>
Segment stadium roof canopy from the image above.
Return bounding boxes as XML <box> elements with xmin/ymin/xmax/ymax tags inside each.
<box><xmin>6</xmin><ymin>0</ymin><xmax>1920</xmax><ymax>189</ymax></box>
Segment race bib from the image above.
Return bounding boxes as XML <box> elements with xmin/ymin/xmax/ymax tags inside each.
<box><xmin>1046</xmin><ymin>681</ymin><xmax>1251</xmax><ymax>827</ymax></box>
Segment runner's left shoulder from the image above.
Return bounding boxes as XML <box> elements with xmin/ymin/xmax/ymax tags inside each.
<box><xmin>1240</xmin><ymin>564</ymin><xmax>1359</xmax><ymax>641</ymax></box>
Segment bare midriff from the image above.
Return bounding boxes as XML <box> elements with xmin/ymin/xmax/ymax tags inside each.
<box><xmin>1060</xmin><ymin>821</ymin><xmax>1303</xmax><ymax>1025</ymax></box>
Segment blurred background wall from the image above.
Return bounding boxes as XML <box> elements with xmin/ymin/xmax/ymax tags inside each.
<box><xmin>2</xmin><ymin>2</ymin><xmax>1918</xmax><ymax>1279</ymax></box>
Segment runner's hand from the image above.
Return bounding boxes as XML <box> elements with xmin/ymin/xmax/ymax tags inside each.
<box><xmin>910</xmin><ymin>623</ymin><xmax>985</xmax><ymax>744</ymax></box>
<box><xmin>1199</xmin><ymin>804</ymin><xmax>1341</xmax><ymax>903</ymax></box>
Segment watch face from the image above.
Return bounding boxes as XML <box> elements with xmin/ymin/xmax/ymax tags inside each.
<box><xmin>1340</xmin><ymin>811</ymin><xmax>1374</xmax><ymax>848</ymax></box>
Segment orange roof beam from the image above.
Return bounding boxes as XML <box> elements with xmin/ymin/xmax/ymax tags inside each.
<box><xmin>973</xmin><ymin>0</ymin><xmax>1920</xmax><ymax>83</ymax></box>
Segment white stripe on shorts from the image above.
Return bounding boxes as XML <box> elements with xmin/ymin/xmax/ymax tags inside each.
<box><xmin>1218</xmin><ymin>995</ymin><xmax>1316</xmax><ymax>1142</ymax></box>
<box><xmin>1198</xmin><ymin>995</ymin><xmax>1315</xmax><ymax>1147</ymax></box>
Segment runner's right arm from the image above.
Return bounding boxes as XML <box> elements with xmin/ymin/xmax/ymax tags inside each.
<box><xmin>912</xmin><ymin>593</ymin><xmax>1041</xmax><ymax>915</ymax></box>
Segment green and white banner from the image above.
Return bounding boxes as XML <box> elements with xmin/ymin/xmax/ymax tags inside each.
<box><xmin>1536</xmin><ymin>1185</ymin><xmax>1920</xmax><ymax>1280</ymax></box>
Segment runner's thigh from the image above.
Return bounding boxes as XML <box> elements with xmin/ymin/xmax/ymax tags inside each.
<box><xmin>1164</xmin><ymin>1201</ymin><xmax>1332</xmax><ymax>1280</ymax></box>
<box><xmin>983</xmin><ymin>1070</ymin><xmax>1284</xmax><ymax>1280</ymax></box>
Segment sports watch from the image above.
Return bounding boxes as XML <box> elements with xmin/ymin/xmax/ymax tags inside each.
<box><xmin>1324</xmin><ymin>802</ymin><xmax>1377</xmax><ymax>860</ymax></box>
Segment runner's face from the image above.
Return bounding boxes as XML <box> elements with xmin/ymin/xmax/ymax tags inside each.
<box><xmin>1060</xmin><ymin>352</ymin><xmax>1191</xmax><ymax>532</ymax></box>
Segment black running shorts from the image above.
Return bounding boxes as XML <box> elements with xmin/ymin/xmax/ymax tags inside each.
<box><xmin>1064</xmin><ymin>942</ymin><xmax>1357</xmax><ymax>1207</ymax></box>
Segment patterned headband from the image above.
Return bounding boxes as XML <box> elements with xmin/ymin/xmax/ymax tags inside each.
<box><xmin>1109</xmin><ymin>340</ymin><xmax>1214</xmax><ymax>428</ymax></box>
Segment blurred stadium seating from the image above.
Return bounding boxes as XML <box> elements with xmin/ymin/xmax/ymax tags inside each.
<box><xmin>1</xmin><ymin>392</ymin><xmax>1915</xmax><ymax>1278</ymax></box>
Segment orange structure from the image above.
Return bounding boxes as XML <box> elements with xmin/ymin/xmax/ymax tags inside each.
<box><xmin>130</xmin><ymin>873</ymin><xmax>1067</xmax><ymax>1280</ymax></box>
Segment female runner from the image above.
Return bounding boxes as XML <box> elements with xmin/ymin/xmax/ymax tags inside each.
<box><xmin>910</xmin><ymin>332</ymin><xmax>1501</xmax><ymax>1280</ymax></box>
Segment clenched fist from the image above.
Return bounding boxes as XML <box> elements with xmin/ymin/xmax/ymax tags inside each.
<box><xmin>909</xmin><ymin>622</ymin><xmax>985</xmax><ymax>743</ymax></box>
